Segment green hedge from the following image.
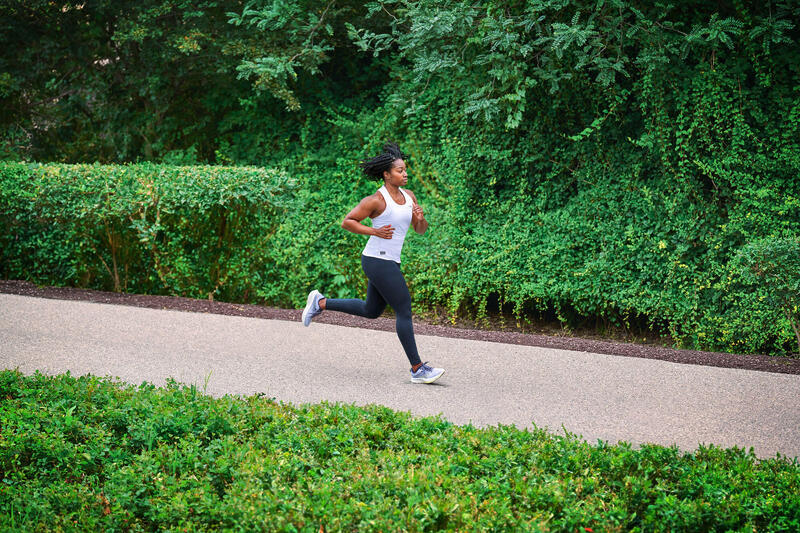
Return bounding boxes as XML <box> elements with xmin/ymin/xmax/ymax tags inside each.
<box><xmin>0</xmin><ymin>162</ymin><xmax>295</xmax><ymax>302</ymax></box>
<box><xmin>2</xmin><ymin>160</ymin><xmax>799</xmax><ymax>357</ymax></box>
<box><xmin>1</xmin><ymin>370</ymin><xmax>798</xmax><ymax>531</ymax></box>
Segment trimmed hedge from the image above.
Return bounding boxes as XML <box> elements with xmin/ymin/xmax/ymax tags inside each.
<box><xmin>1</xmin><ymin>369</ymin><xmax>799</xmax><ymax>531</ymax></box>
<box><xmin>0</xmin><ymin>162</ymin><xmax>295</xmax><ymax>302</ymax></box>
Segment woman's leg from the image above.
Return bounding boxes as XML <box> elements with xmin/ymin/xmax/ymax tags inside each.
<box><xmin>361</xmin><ymin>256</ymin><xmax>422</xmax><ymax>368</ymax></box>
<box><xmin>324</xmin><ymin>280</ymin><xmax>387</xmax><ymax>319</ymax></box>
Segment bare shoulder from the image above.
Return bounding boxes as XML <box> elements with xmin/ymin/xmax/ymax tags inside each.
<box><xmin>356</xmin><ymin>190</ymin><xmax>386</xmax><ymax>219</ymax></box>
<box><xmin>404</xmin><ymin>189</ymin><xmax>418</xmax><ymax>203</ymax></box>
<box><xmin>363</xmin><ymin>190</ymin><xmax>385</xmax><ymax>208</ymax></box>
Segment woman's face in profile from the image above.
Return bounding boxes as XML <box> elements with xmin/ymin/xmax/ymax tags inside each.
<box><xmin>384</xmin><ymin>159</ymin><xmax>408</xmax><ymax>186</ymax></box>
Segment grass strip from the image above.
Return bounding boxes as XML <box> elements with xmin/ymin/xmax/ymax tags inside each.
<box><xmin>1</xmin><ymin>369</ymin><xmax>798</xmax><ymax>531</ymax></box>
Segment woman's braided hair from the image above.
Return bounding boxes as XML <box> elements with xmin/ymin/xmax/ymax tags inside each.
<box><xmin>359</xmin><ymin>142</ymin><xmax>407</xmax><ymax>181</ymax></box>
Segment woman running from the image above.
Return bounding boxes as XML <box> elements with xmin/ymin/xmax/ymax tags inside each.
<box><xmin>301</xmin><ymin>143</ymin><xmax>445</xmax><ymax>384</ymax></box>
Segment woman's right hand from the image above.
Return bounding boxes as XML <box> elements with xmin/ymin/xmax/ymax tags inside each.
<box><xmin>373</xmin><ymin>225</ymin><xmax>394</xmax><ymax>239</ymax></box>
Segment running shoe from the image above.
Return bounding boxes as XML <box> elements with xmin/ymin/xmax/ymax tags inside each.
<box><xmin>410</xmin><ymin>362</ymin><xmax>445</xmax><ymax>384</ymax></box>
<box><xmin>301</xmin><ymin>289</ymin><xmax>324</xmax><ymax>326</ymax></box>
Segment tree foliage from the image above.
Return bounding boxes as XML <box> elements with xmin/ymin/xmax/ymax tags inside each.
<box><xmin>1</xmin><ymin>1</ymin><xmax>799</xmax><ymax>355</ymax></box>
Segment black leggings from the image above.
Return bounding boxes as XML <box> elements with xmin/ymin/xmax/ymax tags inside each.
<box><xmin>325</xmin><ymin>255</ymin><xmax>421</xmax><ymax>367</ymax></box>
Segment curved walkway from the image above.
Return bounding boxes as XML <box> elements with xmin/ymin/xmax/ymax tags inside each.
<box><xmin>1</xmin><ymin>293</ymin><xmax>799</xmax><ymax>460</ymax></box>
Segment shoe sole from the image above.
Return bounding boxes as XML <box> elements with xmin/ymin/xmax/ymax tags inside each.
<box><xmin>301</xmin><ymin>290</ymin><xmax>318</xmax><ymax>326</ymax></box>
<box><xmin>410</xmin><ymin>369</ymin><xmax>445</xmax><ymax>384</ymax></box>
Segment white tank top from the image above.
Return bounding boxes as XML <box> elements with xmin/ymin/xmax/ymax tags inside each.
<box><xmin>362</xmin><ymin>185</ymin><xmax>413</xmax><ymax>263</ymax></box>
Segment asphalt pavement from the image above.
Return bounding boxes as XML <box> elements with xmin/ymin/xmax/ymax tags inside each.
<box><xmin>1</xmin><ymin>293</ymin><xmax>798</xmax><ymax>460</ymax></box>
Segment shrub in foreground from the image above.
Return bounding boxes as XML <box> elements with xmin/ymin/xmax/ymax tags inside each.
<box><xmin>1</xmin><ymin>370</ymin><xmax>798</xmax><ymax>531</ymax></box>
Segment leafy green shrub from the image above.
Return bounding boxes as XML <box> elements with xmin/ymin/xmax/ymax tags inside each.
<box><xmin>0</xmin><ymin>162</ymin><xmax>296</xmax><ymax>301</ymax></box>
<box><xmin>734</xmin><ymin>237</ymin><xmax>800</xmax><ymax>355</ymax></box>
<box><xmin>1</xmin><ymin>369</ymin><xmax>798</xmax><ymax>531</ymax></box>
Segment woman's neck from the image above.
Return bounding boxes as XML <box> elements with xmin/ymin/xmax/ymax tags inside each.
<box><xmin>384</xmin><ymin>182</ymin><xmax>400</xmax><ymax>193</ymax></box>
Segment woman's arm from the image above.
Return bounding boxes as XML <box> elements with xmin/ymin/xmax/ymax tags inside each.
<box><xmin>342</xmin><ymin>194</ymin><xmax>395</xmax><ymax>239</ymax></box>
<box><xmin>407</xmin><ymin>190</ymin><xmax>428</xmax><ymax>235</ymax></box>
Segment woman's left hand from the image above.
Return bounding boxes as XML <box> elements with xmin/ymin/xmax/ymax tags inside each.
<box><xmin>412</xmin><ymin>203</ymin><xmax>425</xmax><ymax>222</ymax></box>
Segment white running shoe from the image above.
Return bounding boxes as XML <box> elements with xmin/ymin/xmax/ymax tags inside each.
<box><xmin>410</xmin><ymin>362</ymin><xmax>445</xmax><ymax>384</ymax></box>
<box><xmin>301</xmin><ymin>290</ymin><xmax>324</xmax><ymax>326</ymax></box>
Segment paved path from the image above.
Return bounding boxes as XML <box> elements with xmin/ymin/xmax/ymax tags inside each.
<box><xmin>2</xmin><ymin>293</ymin><xmax>799</xmax><ymax>460</ymax></box>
